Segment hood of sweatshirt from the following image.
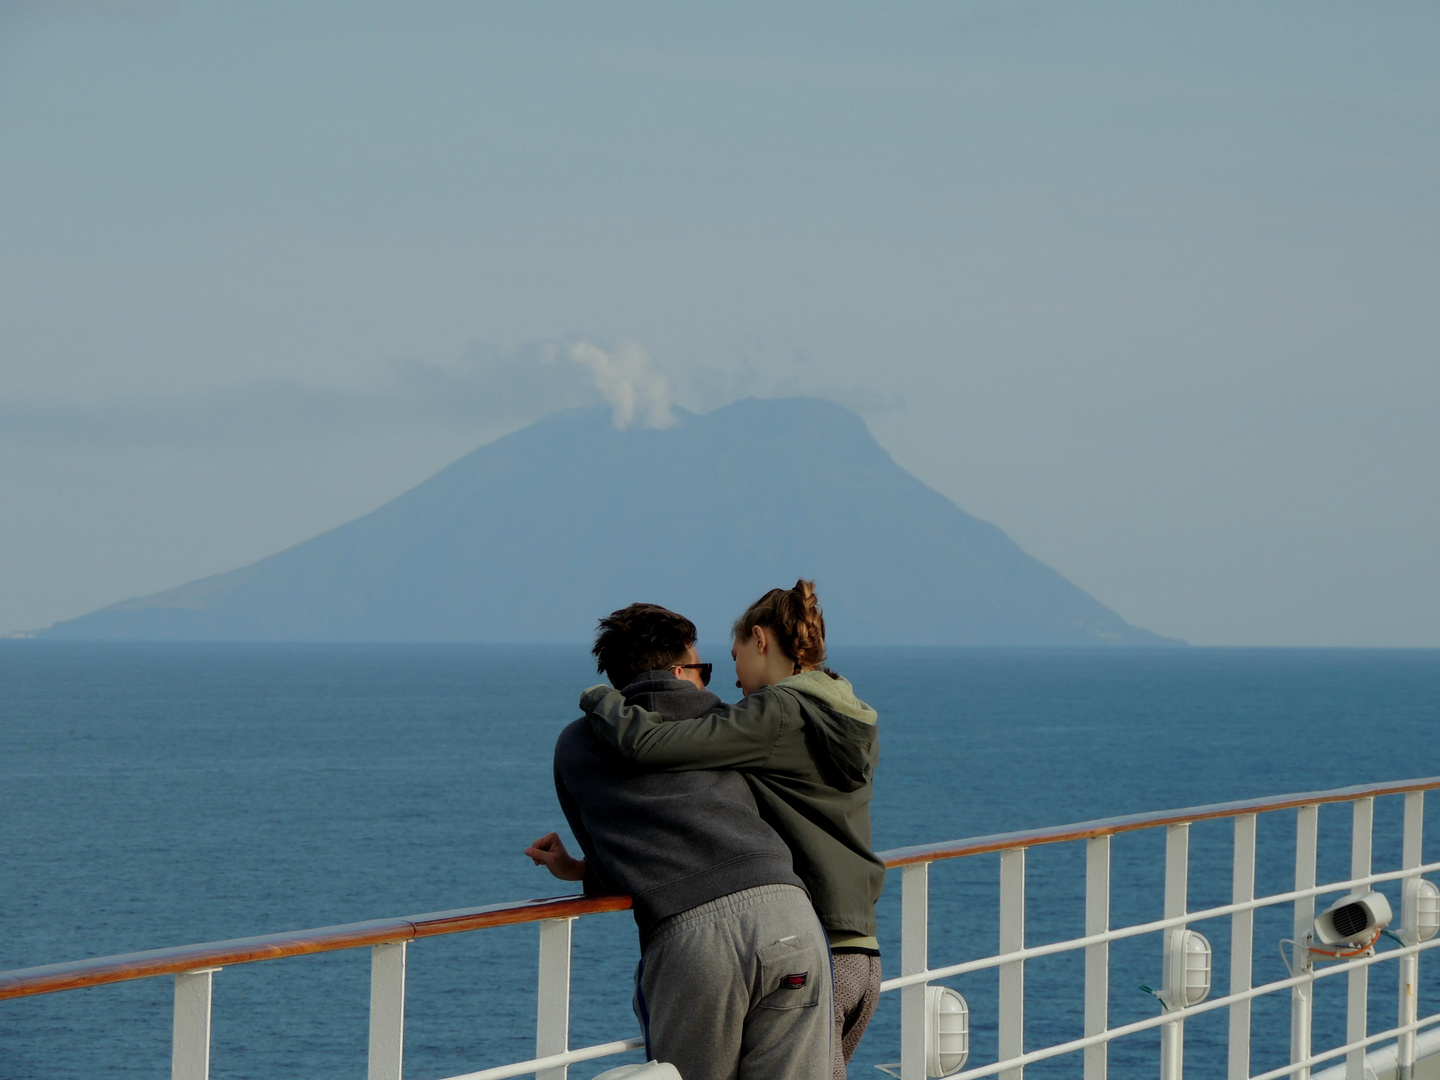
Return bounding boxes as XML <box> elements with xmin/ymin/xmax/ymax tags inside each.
<box><xmin>620</xmin><ymin>671</ymin><xmax>724</xmax><ymax>720</ymax></box>
<box><xmin>774</xmin><ymin>670</ymin><xmax>879</xmax><ymax>793</ymax></box>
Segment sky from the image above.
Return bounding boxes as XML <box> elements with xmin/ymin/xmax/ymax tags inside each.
<box><xmin>1</xmin><ymin>0</ymin><xmax>1436</xmax><ymax>646</ymax></box>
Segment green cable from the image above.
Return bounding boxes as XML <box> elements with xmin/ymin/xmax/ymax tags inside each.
<box><xmin>1138</xmin><ymin>984</ymin><xmax>1169</xmax><ymax>1012</ymax></box>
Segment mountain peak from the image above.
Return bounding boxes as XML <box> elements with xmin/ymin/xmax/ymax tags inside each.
<box><xmin>43</xmin><ymin>397</ymin><xmax>1177</xmax><ymax>646</ymax></box>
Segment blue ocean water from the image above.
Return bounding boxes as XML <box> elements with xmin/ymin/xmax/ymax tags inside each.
<box><xmin>2</xmin><ymin>643</ymin><xmax>1439</xmax><ymax>1079</ymax></box>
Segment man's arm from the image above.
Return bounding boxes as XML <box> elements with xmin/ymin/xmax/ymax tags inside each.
<box><xmin>543</xmin><ymin>757</ymin><xmax>621</xmax><ymax>896</ymax></box>
<box><xmin>525</xmin><ymin>832</ymin><xmax>585</xmax><ymax>881</ymax></box>
<box><xmin>580</xmin><ymin>685</ymin><xmax>787</xmax><ymax>770</ymax></box>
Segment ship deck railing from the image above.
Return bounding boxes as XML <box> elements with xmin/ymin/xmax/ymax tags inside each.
<box><xmin>6</xmin><ymin>776</ymin><xmax>1440</xmax><ymax>1080</ymax></box>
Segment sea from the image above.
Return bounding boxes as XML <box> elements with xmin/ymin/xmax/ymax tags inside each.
<box><xmin>3</xmin><ymin>643</ymin><xmax>1439</xmax><ymax>1080</ymax></box>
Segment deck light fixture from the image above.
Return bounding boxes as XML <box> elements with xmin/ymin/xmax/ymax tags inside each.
<box><xmin>926</xmin><ymin>985</ymin><xmax>970</xmax><ymax>1077</ymax></box>
<box><xmin>1403</xmin><ymin>879</ymin><xmax>1440</xmax><ymax>944</ymax></box>
<box><xmin>1314</xmin><ymin>891</ymin><xmax>1393</xmax><ymax>947</ymax></box>
<box><xmin>593</xmin><ymin>1063</ymin><xmax>681</xmax><ymax>1080</ymax></box>
<box><xmin>874</xmin><ymin>987</ymin><xmax>970</xmax><ymax>1080</ymax></box>
<box><xmin>1160</xmin><ymin>929</ymin><xmax>1212</xmax><ymax>1008</ymax></box>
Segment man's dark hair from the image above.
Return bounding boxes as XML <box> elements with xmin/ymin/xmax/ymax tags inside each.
<box><xmin>593</xmin><ymin>603</ymin><xmax>697</xmax><ymax>690</ymax></box>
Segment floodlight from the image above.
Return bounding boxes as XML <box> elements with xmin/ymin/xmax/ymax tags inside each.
<box><xmin>926</xmin><ymin>986</ymin><xmax>970</xmax><ymax>1078</ymax></box>
<box><xmin>1314</xmin><ymin>891</ymin><xmax>1392</xmax><ymax>947</ymax></box>
<box><xmin>1403</xmin><ymin>879</ymin><xmax>1440</xmax><ymax>944</ymax></box>
<box><xmin>593</xmin><ymin>1063</ymin><xmax>681</xmax><ymax>1080</ymax></box>
<box><xmin>1161</xmin><ymin>930</ymin><xmax>1212</xmax><ymax>1008</ymax></box>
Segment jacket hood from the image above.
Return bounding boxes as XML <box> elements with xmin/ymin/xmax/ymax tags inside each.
<box><xmin>773</xmin><ymin>671</ymin><xmax>878</xmax><ymax>793</ymax></box>
<box><xmin>620</xmin><ymin>671</ymin><xmax>724</xmax><ymax>721</ymax></box>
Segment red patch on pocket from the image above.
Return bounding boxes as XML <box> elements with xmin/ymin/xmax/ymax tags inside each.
<box><xmin>781</xmin><ymin>972</ymin><xmax>808</xmax><ymax>990</ymax></box>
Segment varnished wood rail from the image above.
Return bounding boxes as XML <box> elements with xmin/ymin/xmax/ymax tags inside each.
<box><xmin>882</xmin><ymin>776</ymin><xmax>1440</xmax><ymax>866</ymax></box>
<box><xmin>3</xmin><ymin>775</ymin><xmax>1439</xmax><ymax>1004</ymax></box>
<box><xmin>0</xmin><ymin>896</ymin><xmax>632</xmax><ymax>1000</ymax></box>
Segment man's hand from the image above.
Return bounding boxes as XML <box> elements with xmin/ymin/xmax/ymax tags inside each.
<box><xmin>525</xmin><ymin>832</ymin><xmax>586</xmax><ymax>882</ymax></box>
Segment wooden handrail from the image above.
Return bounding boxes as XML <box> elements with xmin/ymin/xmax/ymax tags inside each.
<box><xmin>0</xmin><ymin>896</ymin><xmax>632</xmax><ymax>1001</ymax></box>
<box><xmin>4</xmin><ymin>775</ymin><xmax>1438</xmax><ymax>1002</ymax></box>
<box><xmin>881</xmin><ymin>775</ymin><xmax>1440</xmax><ymax>867</ymax></box>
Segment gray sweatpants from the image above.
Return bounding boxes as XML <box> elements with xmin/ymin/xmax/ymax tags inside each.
<box><xmin>635</xmin><ymin>883</ymin><xmax>833</xmax><ymax>1080</ymax></box>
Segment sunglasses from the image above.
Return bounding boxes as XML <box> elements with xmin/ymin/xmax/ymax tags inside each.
<box><xmin>678</xmin><ymin>662</ymin><xmax>713</xmax><ymax>686</ymax></box>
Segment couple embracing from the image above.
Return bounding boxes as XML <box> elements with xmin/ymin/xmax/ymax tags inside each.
<box><xmin>526</xmin><ymin>580</ymin><xmax>884</xmax><ymax>1080</ymax></box>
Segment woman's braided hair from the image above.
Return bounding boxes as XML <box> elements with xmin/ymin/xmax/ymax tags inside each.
<box><xmin>732</xmin><ymin>579</ymin><xmax>831</xmax><ymax>675</ymax></box>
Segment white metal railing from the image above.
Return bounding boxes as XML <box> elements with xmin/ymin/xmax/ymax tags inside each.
<box><xmin>3</xmin><ymin>778</ymin><xmax>1439</xmax><ymax>1080</ymax></box>
<box><xmin>880</xmin><ymin>783</ymin><xmax>1440</xmax><ymax>1080</ymax></box>
<box><xmin>0</xmin><ymin>894</ymin><xmax>643</xmax><ymax>1080</ymax></box>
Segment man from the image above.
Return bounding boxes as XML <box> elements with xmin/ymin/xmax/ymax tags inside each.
<box><xmin>526</xmin><ymin>603</ymin><xmax>832</xmax><ymax>1080</ymax></box>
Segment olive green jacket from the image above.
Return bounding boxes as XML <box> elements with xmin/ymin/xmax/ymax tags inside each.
<box><xmin>581</xmin><ymin>670</ymin><xmax>884</xmax><ymax>945</ymax></box>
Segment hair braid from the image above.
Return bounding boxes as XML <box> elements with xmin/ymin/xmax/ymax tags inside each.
<box><xmin>732</xmin><ymin>578</ymin><xmax>829</xmax><ymax>673</ymax></box>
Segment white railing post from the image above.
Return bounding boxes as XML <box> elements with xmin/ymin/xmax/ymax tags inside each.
<box><xmin>1346</xmin><ymin>798</ymin><xmax>1374</xmax><ymax>1080</ymax></box>
<box><xmin>1160</xmin><ymin>824</ymin><xmax>1189</xmax><ymax>1080</ymax></box>
<box><xmin>1085</xmin><ymin>836</ymin><xmax>1111</xmax><ymax>1080</ymax></box>
<box><xmin>901</xmin><ymin>862</ymin><xmax>930</xmax><ymax>1080</ymax></box>
<box><xmin>172</xmin><ymin>968</ymin><xmax>218</xmax><ymax>1080</ymax></box>
<box><xmin>1292</xmin><ymin>804</ymin><xmax>1319</xmax><ymax>1080</ymax></box>
<box><xmin>369</xmin><ymin>941</ymin><xmax>408</xmax><ymax>1080</ymax></box>
<box><xmin>999</xmin><ymin>847</ymin><xmax>1026</xmax><ymax>1080</ymax></box>
<box><xmin>1228</xmin><ymin>814</ymin><xmax>1257</xmax><ymax>1080</ymax></box>
<box><xmin>1397</xmin><ymin>792</ymin><xmax>1425</xmax><ymax>1080</ymax></box>
<box><xmin>536</xmin><ymin>917</ymin><xmax>575</xmax><ymax>1080</ymax></box>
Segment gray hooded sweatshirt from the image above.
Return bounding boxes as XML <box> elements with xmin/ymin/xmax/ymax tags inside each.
<box><xmin>582</xmin><ymin>670</ymin><xmax>884</xmax><ymax>948</ymax></box>
<box><xmin>554</xmin><ymin>672</ymin><xmax>804</xmax><ymax>944</ymax></box>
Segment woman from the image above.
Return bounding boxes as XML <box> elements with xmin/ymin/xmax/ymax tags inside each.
<box><xmin>582</xmin><ymin>580</ymin><xmax>883</xmax><ymax>1078</ymax></box>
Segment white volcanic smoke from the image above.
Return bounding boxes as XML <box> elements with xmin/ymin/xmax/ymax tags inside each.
<box><xmin>567</xmin><ymin>340</ymin><xmax>677</xmax><ymax>430</ymax></box>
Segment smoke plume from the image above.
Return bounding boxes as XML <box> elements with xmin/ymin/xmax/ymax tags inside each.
<box><xmin>566</xmin><ymin>341</ymin><xmax>677</xmax><ymax>430</ymax></box>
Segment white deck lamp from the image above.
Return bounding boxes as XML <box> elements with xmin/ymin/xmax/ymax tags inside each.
<box><xmin>1161</xmin><ymin>930</ymin><xmax>1212</xmax><ymax>1008</ymax></box>
<box><xmin>593</xmin><ymin>1063</ymin><xmax>682</xmax><ymax>1080</ymax></box>
<box><xmin>1405</xmin><ymin>879</ymin><xmax>1440</xmax><ymax>944</ymax></box>
<box><xmin>926</xmin><ymin>985</ymin><xmax>970</xmax><ymax>1077</ymax></box>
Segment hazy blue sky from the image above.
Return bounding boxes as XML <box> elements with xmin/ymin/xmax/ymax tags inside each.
<box><xmin>2</xmin><ymin>1</ymin><xmax>1436</xmax><ymax>645</ymax></box>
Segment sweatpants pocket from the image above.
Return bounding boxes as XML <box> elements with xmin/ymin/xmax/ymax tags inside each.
<box><xmin>756</xmin><ymin>935</ymin><xmax>823</xmax><ymax>1010</ymax></box>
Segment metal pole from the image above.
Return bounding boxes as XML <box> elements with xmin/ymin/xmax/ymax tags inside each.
<box><xmin>536</xmin><ymin>918</ymin><xmax>574</xmax><ymax>1080</ymax></box>
<box><xmin>901</xmin><ymin>862</ymin><xmax>930</xmax><ymax>1080</ymax></box>
<box><xmin>1160</xmin><ymin>824</ymin><xmax>1190</xmax><ymax>1080</ymax></box>
<box><xmin>1346</xmin><ymin>799</ymin><xmax>1373</xmax><ymax>1080</ymax></box>
<box><xmin>1085</xmin><ymin>836</ymin><xmax>1111</xmax><ymax>1080</ymax></box>
<box><xmin>1229</xmin><ymin>814</ymin><xmax>1257</xmax><ymax>1080</ymax></box>
<box><xmin>1291</xmin><ymin>805</ymin><xmax>1319</xmax><ymax>1080</ymax></box>
<box><xmin>172</xmin><ymin>968</ymin><xmax>218</xmax><ymax>1080</ymax></box>
<box><xmin>369</xmin><ymin>941</ymin><xmax>408</xmax><ymax>1080</ymax></box>
<box><xmin>999</xmin><ymin>847</ymin><xmax>1026</xmax><ymax>1080</ymax></box>
<box><xmin>1397</xmin><ymin>792</ymin><xmax>1425</xmax><ymax>1080</ymax></box>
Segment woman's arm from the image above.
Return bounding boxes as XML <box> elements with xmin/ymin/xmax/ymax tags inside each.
<box><xmin>580</xmin><ymin>685</ymin><xmax>789</xmax><ymax>770</ymax></box>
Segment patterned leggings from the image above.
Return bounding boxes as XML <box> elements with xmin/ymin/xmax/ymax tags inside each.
<box><xmin>832</xmin><ymin>951</ymin><xmax>883</xmax><ymax>1079</ymax></box>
